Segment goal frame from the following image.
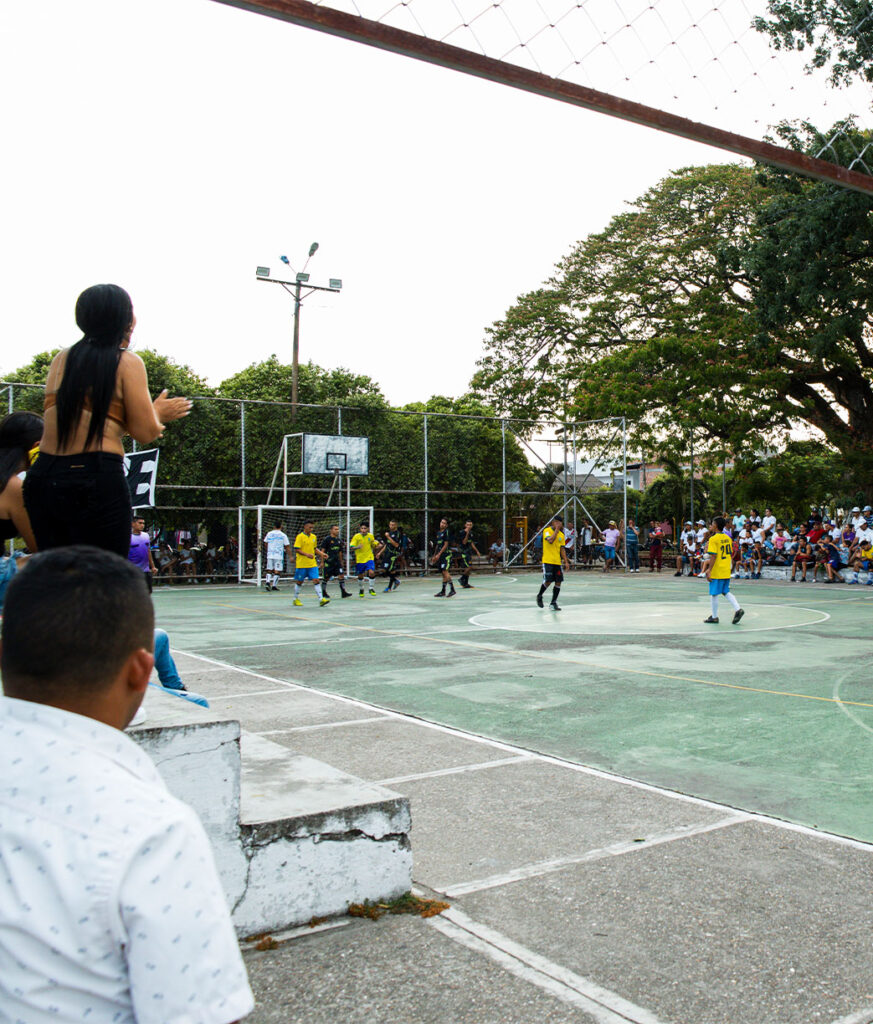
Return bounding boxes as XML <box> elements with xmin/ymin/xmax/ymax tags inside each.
<box><xmin>238</xmin><ymin>504</ymin><xmax>375</xmax><ymax>585</ymax></box>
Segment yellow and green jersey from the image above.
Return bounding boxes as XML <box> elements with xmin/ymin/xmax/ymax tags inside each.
<box><xmin>707</xmin><ymin>532</ymin><xmax>733</xmax><ymax>579</ymax></box>
<box><xmin>350</xmin><ymin>532</ymin><xmax>378</xmax><ymax>564</ymax></box>
<box><xmin>294</xmin><ymin>531</ymin><xmax>317</xmax><ymax>569</ymax></box>
<box><xmin>542</xmin><ymin>527</ymin><xmax>565</xmax><ymax>565</ymax></box>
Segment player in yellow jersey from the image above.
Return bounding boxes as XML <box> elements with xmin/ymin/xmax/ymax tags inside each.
<box><xmin>702</xmin><ymin>516</ymin><xmax>744</xmax><ymax>625</ymax></box>
<box><xmin>293</xmin><ymin>520</ymin><xmax>329</xmax><ymax>607</ymax></box>
<box><xmin>537</xmin><ymin>514</ymin><xmax>570</xmax><ymax>611</ymax></box>
<box><xmin>350</xmin><ymin>518</ymin><xmax>384</xmax><ymax>597</ymax></box>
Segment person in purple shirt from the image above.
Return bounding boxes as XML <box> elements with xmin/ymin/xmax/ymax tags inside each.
<box><xmin>128</xmin><ymin>515</ymin><xmax>155</xmax><ymax>593</ymax></box>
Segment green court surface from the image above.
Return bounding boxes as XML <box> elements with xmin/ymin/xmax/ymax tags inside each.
<box><xmin>157</xmin><ymin>572</ymin><xmax>873</xmax><ymax>843</ymax></box>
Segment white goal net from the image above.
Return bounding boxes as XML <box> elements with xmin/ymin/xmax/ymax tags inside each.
<box><xmin>238</xmin><ymin>505</ymin><xmax>374</xmax><ymax>585</ymax></box>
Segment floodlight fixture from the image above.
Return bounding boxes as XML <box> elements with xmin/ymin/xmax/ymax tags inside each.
<box><xmin>329</xmin><ymin>278</ymin><xmax>343</xmax><ymax>290</ymax></box>
<box><xmin>296</xmin><ymin>272</ymin><xmax>310</xmax><ymax>283</ymax></box>
<box><xmin>256</xmin><ymin>266</ymin><xmax>270</xmax><ymax>278</ymax></box>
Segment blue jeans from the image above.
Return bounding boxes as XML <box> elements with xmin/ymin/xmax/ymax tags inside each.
<box><xmin>0</xmin><ymin>555</ymin><xmax>19</xmax><ymax>613</ymax></box>
<box><xmin>154</xmin><ymin>628</ymin><xmax>183</xmax><ymax>689</ymax></box>
<box><xmin>626</xmin><ymin>543</ymin><xmax>640</xmax><ymax>570</ymax></box>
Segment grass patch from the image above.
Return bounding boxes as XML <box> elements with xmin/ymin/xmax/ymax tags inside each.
<box><xmin>348</xmin><ymin>892</ymin><xmax>450</xmax><ymax>921</ymax></box>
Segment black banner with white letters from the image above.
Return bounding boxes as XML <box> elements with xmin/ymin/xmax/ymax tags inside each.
<box><xmin>124</xmin><ymin>449</ymin><xmax>160</xmax><ymax>508</ymax></box>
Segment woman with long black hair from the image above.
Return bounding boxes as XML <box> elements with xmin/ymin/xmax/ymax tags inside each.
<box><xmin>23</xmin><ymin>284</ymin><xmax>190</xmax><ymax>557</ymax></box>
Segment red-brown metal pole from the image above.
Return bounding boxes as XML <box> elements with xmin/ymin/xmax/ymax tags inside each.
<box><xmin>212</xmin><ymin>0</ymin><xmax>873</xmax><ymax>196</ymax></box>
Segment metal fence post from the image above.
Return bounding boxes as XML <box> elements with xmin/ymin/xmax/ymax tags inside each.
<box><xmin>501</xmin><ymin>418</ymin><xmax>507</xmax><ymax>571</ymax></box>
<box><xmin>622</xmin><ymin>417</ymin><xmax>628</xmax><ymax>573</ymax></box>
<box><xmin>240</xmin><ymin>401</ymin><xmax>247</xmax><ymax>507</ymax></box>
<box><xmin>423</xmin><ymin>414</ymin><xmax>429</xmax><ymax>575</ymax></box>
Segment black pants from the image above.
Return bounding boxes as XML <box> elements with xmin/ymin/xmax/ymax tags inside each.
<box><xmin>23</xmin><ymin>451</ymin><xmax>132</xmax><ymax>558</ymax></box>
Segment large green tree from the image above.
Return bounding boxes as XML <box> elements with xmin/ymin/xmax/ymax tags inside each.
<box><xmin>753</xmin><ymin>1</ymin><xmax>873</xmax><ymax>86</ymax></box>
<box><xmin>473</xmin><ymin>159</ymin><xmax>873</xmax><ymax>493</ymax></box>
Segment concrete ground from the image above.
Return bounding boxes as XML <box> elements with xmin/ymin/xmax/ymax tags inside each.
<box><xmin>157</xmin><ymin>574</ymin><xmax>873</xmax><ymax>1023</ymax></box>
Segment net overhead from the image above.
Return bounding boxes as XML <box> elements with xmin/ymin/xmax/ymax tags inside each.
<box><xmin>214</xmin><ymin>0</ymin><xmax>873</xmax><ymax>192</ymax></box>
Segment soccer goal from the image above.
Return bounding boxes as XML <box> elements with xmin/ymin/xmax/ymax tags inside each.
<box><xmin>238</xmin><ymin>505</ymin><xmax>374</xmax><ymax>586</ymax></box>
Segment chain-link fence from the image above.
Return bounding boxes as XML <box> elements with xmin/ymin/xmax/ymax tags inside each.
<box><xmin>2</xmin><ymin>382</ymin><xmax>631</xmax><ymax>579</ymax></box>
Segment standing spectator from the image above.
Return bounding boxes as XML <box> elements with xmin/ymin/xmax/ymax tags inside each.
<box><xmin>23</xmin><ymin>284</ymin><xmax>191</xmax><ymax>557</ymax></box>
<box><xmin>648</xmin><ymin>528</ymin><xmax>664</xmax><ymax>573</ymax></box>
<box><xmin>563</xmin><ymin>523</ymin><xmax>577</xmax><ymax>565</ymax></box>
<box><xmin>674</xmin><ymin>521</ymin><xmax>695</xmax><ymax>576</ymax></box>
<box><xmin>0</xmin><ymin>547</ymin><xmax>253</xmax><ymax>1023</ymax></box>
<box><xmin>602</xmin><ymin>520</ymin><xmax>620</xmax><ymax>573</ymax></box>
<box><xmin>624</xmin><ymin>518</ymin><xmax>640</xmax><ymax>572</ymax></box>
<box><xmin>128</xmin><ymin>514</ymin><xmax>156</xmax><ymax>593</ymax></box>
<box><xmin>761</xmin><ymin>507</ymin><xmax>777</xmax><ymax>533</ymax></box>
<box><xmin>580</xmin><ymin>520</ymin><xmax>594</xmax><ymax>568</ymax></box>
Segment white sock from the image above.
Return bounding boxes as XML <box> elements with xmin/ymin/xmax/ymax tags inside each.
<box><xmin>315</xmin><ymin>583</ymin><xmax>323</xmax><ymax>599</ymax></box>
<box><xmin>727</xmin><ymin>592</ymin><xmax>740</xmax><ymax>612</ymax></box>
<box><xmin>711</xmin><ymin>596</ymin><xmax>719</xmax><ymax>617</ymax></box>
<box><xmin>294</xmin><ymin>583</ymin><xmax>301</xmax><ymax>598</ymax></box>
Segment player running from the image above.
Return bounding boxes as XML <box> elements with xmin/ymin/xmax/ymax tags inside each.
<box><xmin>350</xmin><ymin>519</ymin><xmax>383</xmax><ymax>597</ymax></box>
<box><xmin>320</xmin><ymin>523</ymin><xmax>350</xmax><ymax>599</ymax></box>
<box><xmin>292</xmin><ymin>520</ymin><xmax>329</xmax><ymax>607</ymax></box>
<box><xmin>457</xmin><ymin>519</ymin><xmax>482</xmax><ymax>589</ymax></box>
<box><xmin>382</xmin><ymin>519</ymin><xmax>403</xmax><ymax>592</ymax></box>
<box><xmin>263</xmin><ymin>524</ymin><xmax>291</xmax><ymax>592</ymax></box>
<box><xmin>431</xmin><ymin>517</ymin><xmax>456</xmax><ymax>597</ymax></box>
<box><xmin>537</xmin><ymin>514</ymin><xmax>570</xmax><ymax>610</ymax></box>
<box><xmin>702</xmin><ymin>516</ymin><xmax>744</xmax><ymax>625</ymax></box>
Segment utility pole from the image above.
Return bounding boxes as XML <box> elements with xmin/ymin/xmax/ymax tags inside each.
<box><xmin>255</xmin><ymin>244</ymin><xmax>342</xmax><ymax>418</ymax></box>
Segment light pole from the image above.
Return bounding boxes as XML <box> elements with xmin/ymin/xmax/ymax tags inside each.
<box><xmin>255</xmin><ymin>244</ymin><xmax>342</xmax><ymax>418</ymax></box>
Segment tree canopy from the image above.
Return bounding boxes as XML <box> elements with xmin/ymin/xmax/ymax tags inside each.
<box><xmin>473</xmin><ymin>156</ymin><xmax>873</xmax><ymax>495</ymax></box>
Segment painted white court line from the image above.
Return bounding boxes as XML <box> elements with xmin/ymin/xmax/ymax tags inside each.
<box><xmin>832</xmin><ymin>672</ymin><xmax>873</xmax><ymax>737</ymax></box>
<box><xmin>376</xmin><ymin>755</ymin><xmax>533</xmax><ymax>787</ymax></box>
<box><xmin>199</xmin><ymin>625</ymin><xmax>488</xmax><ymax>653</ymax></box>
<box><xmin>256</xmin><ymin>715</ymin><xmax>389</xmax><ymax>735</ymax></box>
<box><xmin>170</xmin><ymin>647</ymin><xmax>873</xmax><ymax>853</ymax></box>
<box><xmin>468</xmin><ymin>603</ymin><xmax>831</xmax><ymax>636</ymax></box>
<box><xmin>443</xmin><ymin>815</ymin><xmax>748</xmax><ymax>897</ymax></box>
<box><xmin>830</xmin><ymin>1007</ymin><xmax>873</xmax><ymax>1024</ymax></box>
<box><xmin>208</xmin><ymin>687</ymin><xmax>296</xmax><ymax>701</ymax></box>
<box><xmin>428</xmin><ymin>906</ymin><xmax>665</xmax><ymax>1024</ymax></box>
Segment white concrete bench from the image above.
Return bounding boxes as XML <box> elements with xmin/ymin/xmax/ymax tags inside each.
<box><xmin>130</xmin><ymin>688</ymin><xmax>411</xmax><ymax>936</ymax></box>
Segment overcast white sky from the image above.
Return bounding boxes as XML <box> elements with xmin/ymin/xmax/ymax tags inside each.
<box><xmin>0</xmin><ymin>0</ymin><xmax>863</xmax><ymax>405</ymax></box>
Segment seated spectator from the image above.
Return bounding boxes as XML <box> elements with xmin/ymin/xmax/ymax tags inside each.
<box><xmin>0</xmin><ymin>546</ymin><xmax>253</xmax><ymax>1022</ymax></box>
<box><xmin>849</xmin><ymin>537</ymin><xmax>873</xmax><ymax>585</ymax></box>
<box><xmin>732</xmin><ymin>508</ymin><xmax>746</xmax><ymax>532</ymax></box>
<box><xmin>761</xmin><ymin>507</ymin><xmax>777</xmax><ymax>533</ymax></box>
<box><xmin>488</xmin><ymin>538</ymin><xmax>504</xmax><ymax>569</ymax></box>
<box><xmin>0</xmin><ymin>412</ymin><xmax>43</xmax><ymax>611</ymax></box>
<box><xmin>821</xmin><ymin>537</ymin><xmax>846</xmax><ymax>583</ymax></box>
<box><xmin>791</xmin><ymin>530</ymin><xmax>813</xmax><ymax>581</ymax></box>
<box><xmin>178</xmin><ymin>539</ymin><xmax>196</xmax><ymax>581</ymax></box>
<box><xmin>810</xmin><ymin>540</ymin><xmax>831</xmax><ymax>582</ymax></box>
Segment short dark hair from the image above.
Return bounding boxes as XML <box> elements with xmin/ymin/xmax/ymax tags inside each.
<box><xmin>553</xmin><ymin>514</ymin><xmax>564</xmax><ymax>524</ymax></box>
<box><xmin>1</xmin><ymin>546</ymin><xmax>154</xmax><ymax>701</ymax></box>
<box><xmin>360</xmin><ymin>519</ymin><xmax>369</xmax><ymax>528</ymax></box>
<box><xmin>713</xmin><ymin>516</ymin><xmax>726</xmax><ymax>532</ymax></box>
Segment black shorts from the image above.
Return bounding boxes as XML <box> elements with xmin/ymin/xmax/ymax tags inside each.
<box><xmin>324</xmin><ymin>560</ymin><xmax>344</xmax><ymax>580</ymax></box>
<box><xmin>438</xmin><ymin>552</ymin><xmax>454</xmax><ymax>572</ymax></box>
<box><xmin>542</xmin><ymin>563</ymin><xmax>564</xmax><ymax>585</ymax></box>
<box><xmin>458</xmin><ymin>550</ymin><xmax>472</xmax><ymax>569</ymax></box>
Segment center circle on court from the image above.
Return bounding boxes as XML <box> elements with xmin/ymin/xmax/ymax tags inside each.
<box><xmin>468</xmin><ymin>602</ymin><xmax>829</xmax><ymax>636</ymax></box>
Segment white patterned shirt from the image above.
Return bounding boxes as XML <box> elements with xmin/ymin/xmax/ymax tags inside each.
<box><xmin>0</xmin><ymin>696</ymin><xmax>254</xmax><ymax>1024</ymax></box>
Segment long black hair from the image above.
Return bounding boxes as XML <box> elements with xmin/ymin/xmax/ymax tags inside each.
<box><xmin>0</xmin><ymin>412</ymin><xmax>43</xmax><ymax>493</ymax></box>
<box><xmin>55</xmin><ymin>284</ymin><xmax>133</xmax><ymax>452</ymax></box>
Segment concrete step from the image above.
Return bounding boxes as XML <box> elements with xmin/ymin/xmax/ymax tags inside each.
<box><xmin>130</xmin><ymin>687</ymin><xmax>411</xmax><ymax>935</ymax></box>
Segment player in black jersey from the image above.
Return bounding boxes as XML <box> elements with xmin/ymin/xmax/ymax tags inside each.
<box><xmin>320</xmin><ymin>524</ymin><xmax>350</xmax><ymax>598</ymax></box>
<box><xmin>381</xmin><ymin>519</ymin><xmax>403</xmax><ymax>592</ymax></box>
<box><xmin>430</xmin><ymin>517</ymin><xmax>456</xmax><ymax>597</ymax></box>
<box><xmin>456</xmin><ymin>519</ymin><xmax>482</xmax><ymax>589</ymax></box>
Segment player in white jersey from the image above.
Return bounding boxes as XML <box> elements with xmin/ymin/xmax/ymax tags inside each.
<box><xmin>263</xmin><ymin>528</ymin><xmax>291</xmax><ymax>592</ymax></box>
